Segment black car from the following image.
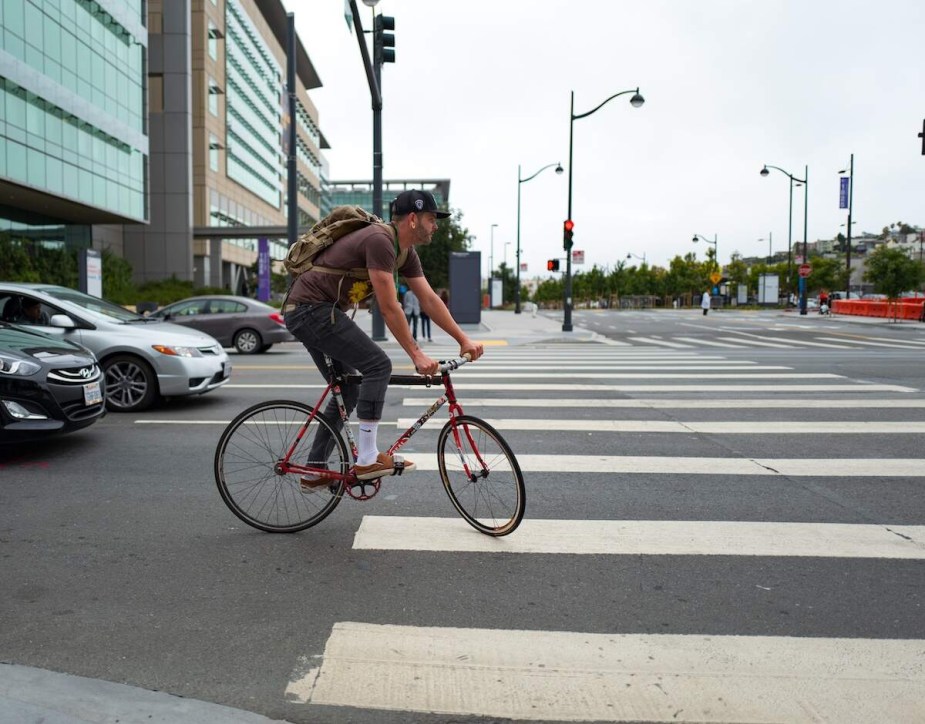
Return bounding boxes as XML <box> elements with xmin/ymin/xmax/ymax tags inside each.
<box><xmin>0</xmin><ymin>322</ymin><xmax>105</xmax><ymax>442</ymax></box>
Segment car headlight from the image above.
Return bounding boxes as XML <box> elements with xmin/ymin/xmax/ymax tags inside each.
<box><xmin>152</xmin><ymin>345</ymin><xmax>203</xmax><ymax>358</ymax></box>
<box><xmin>0</xmin><ymin>352</ymin><xmax>42</xmax><ymax>376</ymax></box>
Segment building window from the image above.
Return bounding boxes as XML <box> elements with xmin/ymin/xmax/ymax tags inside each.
<box><xmin>208</xmin><ymin>78</ymin><xmax>223</xmax><ymax>116</ymax></box>
<box><xmin>207</xmin><ymin>21</ymin><xmax>223</xmax><ymax>60</ymax></box>
<box><xmin>209</xmin><ymin>134</ymin><xmax>222</xmax><ymax>172</ymax></box>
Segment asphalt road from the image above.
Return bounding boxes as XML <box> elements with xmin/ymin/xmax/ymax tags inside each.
<box><xmin>2</xmin><ymin>309</ymin><xmax>924</xmax><ymax>723</ymax></box>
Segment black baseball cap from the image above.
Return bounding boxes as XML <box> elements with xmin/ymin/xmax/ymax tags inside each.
<box><xmin>389</xmin><ymin>190</ymin><xmax>451</xmax><ymax>220</ymax></box>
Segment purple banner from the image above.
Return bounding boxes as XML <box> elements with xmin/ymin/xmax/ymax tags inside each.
<box><xmin>257</xmin><ymin>237</ymin><xmax>270</xmax><ymax>302</ymax></box>
<box><xmin>839</xmin><ymin>177</ymin><xmax>849</xmax><ymax>209</ymax></box>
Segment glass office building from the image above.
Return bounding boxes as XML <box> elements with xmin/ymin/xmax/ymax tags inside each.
<box><xmin>322</xmin><ymin>179</ymin><xmax>450</xmax><ymax>218</ymax></box>
<box><xmin>0</xmin><ymin>0</ymin><xmax>148</xmax><ymax>250</ymax></box>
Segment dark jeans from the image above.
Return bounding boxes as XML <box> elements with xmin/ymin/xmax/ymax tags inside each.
<box><xmin>420</xmin><ymin>312</ymin><xmax>431</xmax><ymax>340</ymax></box>
<box><xmin>406</xmin><ymin>312</ymin><xmax>418</xmax><ymax>340</ymax></box>
<box><xmin>285</xmin><ymin>303</ymin><xmax>392</xmax><ymax>466</ymax></box>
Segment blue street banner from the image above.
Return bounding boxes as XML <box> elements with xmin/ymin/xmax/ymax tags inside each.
<box><xmin>257</xmin><ymin>237</ymin><xmax>270</xmax><ymax>302</ymax></box>
<box><xmin>839</xmin><ymin>177</ymin><xmax>849</xmax><ymax>209</ymax></box>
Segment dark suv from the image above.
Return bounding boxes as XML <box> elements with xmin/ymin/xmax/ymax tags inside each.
<box><xmin>0</xmin><ymin>322</ymin><xmax>106</xmax><ymax>443</ymax></box>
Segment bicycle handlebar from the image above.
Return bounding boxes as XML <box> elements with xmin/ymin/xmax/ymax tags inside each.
<box><xmin>437</xmin><ymin>353</ymin><xmax>472</xmax><ymax>375</ymax></box>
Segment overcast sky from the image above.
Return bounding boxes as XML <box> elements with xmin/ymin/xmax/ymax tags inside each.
<box><xmin>285</xmin><ymin>0</ymin><xmax>924</xmax><ymax>279</ymax></box>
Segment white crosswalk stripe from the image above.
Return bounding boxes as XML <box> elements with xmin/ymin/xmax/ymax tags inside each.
<box><xmin>283</xmin><ymin>342</ymin><xmax>925</xmax><ymax>722</ymax></box>
<box><xmin>353</xmin><ymin>517</ymin><xmax>925</xmax><ymax>558</ymax></box>
<box><xmin>287</xmin><ymin>623</ymin><xmax>925</xmax><ymax>722</ymax></box>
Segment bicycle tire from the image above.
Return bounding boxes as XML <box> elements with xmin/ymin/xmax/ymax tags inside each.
<box><xmin>214</xmin><ymin>400</ymin><xmax>347</xmax><ymax>533</ymax></box>
<box><xmin>437</xmin><ymin>415</ymin><xmax>525</xmax><ymax>536</ymax></box>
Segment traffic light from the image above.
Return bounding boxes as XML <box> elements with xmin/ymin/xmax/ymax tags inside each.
<box><xmin>547</xmin><ymin>259</ymin><xmax>560</xmax><ymax>272</ymax></box>
<box><xmin>563</xmin><ymin>219</ymin><xmax>574</xmax><ymax>251</ymax></box>
<box><xmin>374</xmin><ymin>15</ymin><xmax>395</xmax><ymax>65</ymax></box>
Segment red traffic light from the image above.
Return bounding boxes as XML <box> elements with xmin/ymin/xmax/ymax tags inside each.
<box><xmin>563</xmin><ymin>219</ymin><xmax>574</xmax><ymax>232</ymax></box>
<box><xmin>547</xmin><ymin>259</ymin><xmax>560</xmax><ymax>272</ymax></box>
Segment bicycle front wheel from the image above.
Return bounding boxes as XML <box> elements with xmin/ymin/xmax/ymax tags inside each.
<box><xmin>214</xmin><ymin>400</ymin><xmax>348</xmax><ymax>533</ymax></box>
<box><xmin>437</xmin><ymin>415</ymin><xmax>525</xmax><ymax>536</ymax></box>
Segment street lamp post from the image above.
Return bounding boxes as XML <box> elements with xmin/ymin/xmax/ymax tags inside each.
<box><xmin>838</xmin><ymin>154</ymin><xmax>854</xmax><ymax>298</ymax></box>
<box><xmin>626</xmin><ymin>252</ymin><xmax>647</xmax><ymax>265</ymax></box>
<box><xmin>564</xmin><ymin>87</ymin><xmax>644</xmax><ymax>332</ymax></box>
<box><xmin>758</xmin><ymin>232</ymin><xmax>773</xmax><ymax>264</ymax></box>
<box><xmin>516</xmin><ymin>162</ymin><xmax>563</xmax><ymax>314</ymax></box>
<box><xmin>761</xmin><ymin>163</ymin><xmax>809</xmax><ymax>314</ymax></box>
<box><xmin>691</xmin><ymin>233</ymin><xmax>719</xmax><ymax>270</ymax></box>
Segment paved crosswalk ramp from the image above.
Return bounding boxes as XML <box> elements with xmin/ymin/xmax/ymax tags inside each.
<box><xmin>287</xmin><ymin>622</ymin><xmax>924</xmax><ymax>722</ymax></box>
<box><xmin>281</xmin><ymin>342</ymin><xmax>925</xmax><ymax>722</ymax></box>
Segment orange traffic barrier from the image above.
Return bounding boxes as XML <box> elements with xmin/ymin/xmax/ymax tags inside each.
<box><xmin>832</xmin><ymin>298</ymin><xmax>925</xmax><ymax>321</ymax></box>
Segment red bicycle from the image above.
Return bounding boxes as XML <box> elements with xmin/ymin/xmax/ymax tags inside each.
<box><xmin>214</xmin><ymin>355</ymin><xmax>525</xmax><ymax>536</ymax></box>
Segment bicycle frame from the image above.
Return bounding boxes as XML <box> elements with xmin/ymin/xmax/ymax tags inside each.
<box><xmin>277</xmin><ymin>357</ymin><xmax>485</xmax><ymax>498</ymax></box>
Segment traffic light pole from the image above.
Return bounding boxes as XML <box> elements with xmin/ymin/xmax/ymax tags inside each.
<box><xmin>563</xmin><ymin>92</ymin><xmax>576</xmax><ymax>332</ymax></box>
<box><xmin>348</xmin><ymin>0</ymin><xmax>387</xmax><ymax>340</ymax></box>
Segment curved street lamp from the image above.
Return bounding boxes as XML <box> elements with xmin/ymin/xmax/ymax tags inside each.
<box><xmin>626</xmin><ymin>252</ymin><xmax>647</xmax><ymax>265</ymax></box>
<box><xmin>516</xmin><ymin>162</ymin><xmax>563</xmax><ymax>314</ymax></box>
<box><xmin>691</xmin><ymin>233</ymin><xmax>719</xmax><ymax>270</ymax></box>
<box><xmin>564</xmin><ymin>87</ymin><xmax>645</xmax><ymax>331</ymax></box>
<box><xmin>760</xmin><ymin>163</ymin><xmax>809</xmax><ymax>313</ymax></box>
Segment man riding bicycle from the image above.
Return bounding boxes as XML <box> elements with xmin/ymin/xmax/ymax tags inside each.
<box><xmin>284</xmin><ymin>190</ymin><xmax>484</xmax><ymax>488</ymax></box>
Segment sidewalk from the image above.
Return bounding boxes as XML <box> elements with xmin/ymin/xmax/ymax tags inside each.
<box><xmin>0</xmin><ymin>663</ymin><xmax>287</xmax><ymax>724</ymax></box>
<box><xmin>356</xmin><ymin>307</ymin><xmax>600</xmax><ymax>347</ymax></box>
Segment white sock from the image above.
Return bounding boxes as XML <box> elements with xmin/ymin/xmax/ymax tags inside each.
<box><xmin>356</xmin><ymin>420</ymin><xmax>380</xmax><ymax>466</ymax></box>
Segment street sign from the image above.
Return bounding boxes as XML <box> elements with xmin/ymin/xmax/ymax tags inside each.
<box><xmin>709</xmin><ymin>272</ymin><xmax>722</xmax><ymax>285</ymax></box>
<box><xmin>571</xmin><ymin>249</ymin><xmax>584</xmax><ymax>265</ymax></box>
<box><xmin>520</xmin><ymin>262</ymin><xmax>528</xmax><ymax>272</ymax></box>
<box><xmin>799</xmin><ymin>263</ymin><xmax>812</xmax><ymax>278</ymax></box>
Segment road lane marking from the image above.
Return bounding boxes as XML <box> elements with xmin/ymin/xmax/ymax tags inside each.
<box><xmin>352</xmin><ymin>517</ymin><xmax>925</xmax><ymax>558</ymax></box>
<box><xmin>718</xmin><ymin>337</ymin><xmax>797</xmax><ymax>348</ymax></box>
<box><xmin>395</xmin><ymin>418</ymin><xmax>925</xmax><ymax>434</ymax></box>
<box><xmin>627</xmin><ymin>337</ymin><xmax>693</xmax><ymax>348</ymax></box>
<box><xmin>672</xmin><ymin>336</ymin><xmax>747</xmax><ymax>348</ymax></box>
<box><xmin>285</xmin><ymin>621</ymin><xmax>925</xmax><ymax>722</ymax></box>
<box><xmin>818</xmin><ymin>336</ymin><xmax>925</xmax><ymax>349</ymax></box>
<box><xmin>402</xmin><ymin>397</ymin><xmax>925</xmax><ymax>409</ymax></box>
<box><xmin>435</xmin><ymin>373</ymin><xmax>842</xmax><ymax>380</ymax></box>
<box><xmin>223</xmin><ymin>383</ymin><xmax>917</xmax><ymax>392</ymax></box>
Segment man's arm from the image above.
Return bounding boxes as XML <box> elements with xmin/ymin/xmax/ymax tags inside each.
<box><xmin>406</xmin><ymin>276</ymin><xmax>484</xmax><ymax>361</ymax></box>
<box><xmin>368</xmin><ymin>269</ymin><xmax>438</xmax><ymax>374</ymax></box>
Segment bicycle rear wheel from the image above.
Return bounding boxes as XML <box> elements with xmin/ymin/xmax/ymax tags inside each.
<box><xmin>214</xmin><ymin>400</ymin><xmax>347</xmax><ymax>533</ymax></box>
<box><xmin>437</xmin><ymin>415</ymin><xmax>525</xmax><ymax>536</ymax></box>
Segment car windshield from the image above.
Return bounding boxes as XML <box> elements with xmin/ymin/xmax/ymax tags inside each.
<box><xmin>40</xmin><ymin>287</ymin><xmax>144</xmax><ymax>322</ymax></box>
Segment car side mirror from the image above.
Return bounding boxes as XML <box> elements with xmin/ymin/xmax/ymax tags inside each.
<box><xmin>48</xmin><ymin>314</ymin><xmax>76</xmax><ymax>329</ymax></box>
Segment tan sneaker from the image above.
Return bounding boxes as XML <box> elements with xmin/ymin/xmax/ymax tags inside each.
<box><xmin>354</xmin><ymin>452</ymin><xmax>416</xmax><ymax>480</ymax></box>
<box><xmin>299</xmin><ymin>472</ymin><xmax>337</xmax><ymax>492</ymax></box>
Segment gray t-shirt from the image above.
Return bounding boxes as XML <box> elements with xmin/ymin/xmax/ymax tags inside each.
<box><xmin>288</xmin><ymin>224</ymin><xmax>423</xmax><ymax>309</ymax></box>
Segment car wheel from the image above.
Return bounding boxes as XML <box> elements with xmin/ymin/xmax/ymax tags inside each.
<box><xmin>103</xmin><ymin>355</ymin><xmax>158</xmax><ymax>412</ymax></box>
<box><xmin>233</xmin><ymin>328</ymin><xmax>262</xmax><ymax>354</ymax></box>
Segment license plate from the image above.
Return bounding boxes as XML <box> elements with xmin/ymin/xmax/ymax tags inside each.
<box><xmin>83</xmin><ymin>380</ymin><xmax>103</xmax><ymax>406</ymax></box>
<box><xmin>223</xmin><ymin>362</ymin><xmax>232</xmax><ymax>378</ymax></box>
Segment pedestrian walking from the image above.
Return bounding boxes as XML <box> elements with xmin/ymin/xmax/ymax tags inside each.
<box><xmin>403</xmin><ymin>287</ymin><xmax>420</xmax><ymax>340</ymax></box>
<box><xmin>701</xmin><ymin>290</ymin><xmax>711</xmax><ymax>316</ymax></box>
<box><xmin>420</xmin><ymin>309</ymin><xmax>432</xmax><ymax>341</ymax></box>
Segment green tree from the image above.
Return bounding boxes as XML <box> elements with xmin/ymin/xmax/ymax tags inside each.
<box><xmin>725</xmin><ymin>253</ymin><xmax>749</xmax><ymax>298</ymax></box>
<box><xmin>864</xmin><ymin>246</ymin><xmax>923</xmax><ymax>303</ymax></box>
<box><xmin>416</xmin><ymin>208</ymin><xmax>471</xmax><ymax>290</ymax></box>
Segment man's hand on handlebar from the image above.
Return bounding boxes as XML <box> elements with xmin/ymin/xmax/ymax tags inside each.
<box><xmin>413</xmin><ymin>352</ymin><xmax>439</xmax><ymax>376</ymax></box>
<box><xmin>460</xmin><ymin>339</ymin><xmax>484</xmax><ymax>362</ymax></box>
